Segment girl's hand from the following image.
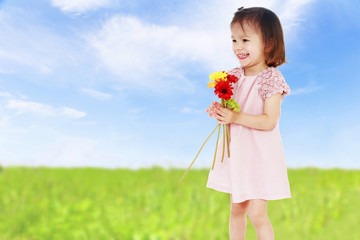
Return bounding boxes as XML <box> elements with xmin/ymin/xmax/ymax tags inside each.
<box><xmin>215</xmin><ymin>104</ymin><xmax>239</xmax><ymax>125</ymax></box>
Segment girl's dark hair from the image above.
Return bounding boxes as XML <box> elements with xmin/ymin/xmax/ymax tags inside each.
<box><xmin>231</xmin><ymin>7</ymin><xmax>286</xmax><ymax>67</ymax></box>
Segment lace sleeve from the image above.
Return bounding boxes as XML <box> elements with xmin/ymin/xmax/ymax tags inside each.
<box><xmin>257</xmin><ymin>67</ymin><xmax>290</xmax><ymax>100</ymax></box>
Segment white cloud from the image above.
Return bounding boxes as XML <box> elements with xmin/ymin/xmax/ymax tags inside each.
<box><xmin>61</xmin><ymin>107</ymin><xmax>87</xmax><ymax>119</ymax></box>
<box><xmin>276</xmin><ymin>0</ymin><xmax>315</xmax><ymax>42</ymax></box>
<box><xmin>291</xmin><ymin>83</ymin><xmax>323</xmax><ymax>95</ymax></box>
<box><xmin>5</xmin><ymin>99</ymin><xmax>86</xmax><ymax>119</ymax></box>
<box><xmin>50</xmin><ymin>0</ymin><xmax>112</xmax><ymax>14</ymax></box>
<box><xmin>81</xmin><ymin>88</ymin><xmax>112</xmax><ymax>100</ymax></box>
<box><xmin>87</xmin><ymin>15</ymin><xmax>231</xmax><ymax>92</ymax></box>
<box><xmin>7</xmin><ymin>99</ymin><xmax>54</xmax><ymax>116</ymax></box>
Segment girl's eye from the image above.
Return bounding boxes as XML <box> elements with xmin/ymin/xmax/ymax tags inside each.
<box><xmin>232</xmin><ymin>39</ymin><xmax>237</xmax><ymax>43</ymax></box>
<box><xmin>243</xmin><ymin>39</ymin><xmax>249</xmax><ymax>42</ymax></box>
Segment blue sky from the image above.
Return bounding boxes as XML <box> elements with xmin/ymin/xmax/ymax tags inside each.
<box><xmin>0</xmin><ymin>0</ymin><xmax>359</xmax><ymax>169</ymax></box>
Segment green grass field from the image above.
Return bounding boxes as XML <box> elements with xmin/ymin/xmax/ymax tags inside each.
<box><xmin>0</xmin><ymin>166</ymin><xmax>359</xmax><ymax>240</ymax></box>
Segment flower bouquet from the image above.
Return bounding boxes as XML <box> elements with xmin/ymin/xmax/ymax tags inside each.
<box><xmin>179</xmin><ymin>71</ymin><xmax>240</xmax><ymax>183</ymax></box>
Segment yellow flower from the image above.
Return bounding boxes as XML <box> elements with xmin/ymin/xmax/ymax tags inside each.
<box><xmin>208</xmin><ymin>71</ymin><xmax>229</xmax><ymax>88</ymax></box>
<box><xmin>209</xmin><ymin>71</ymin><xmax>228</xmax><ymax>82</ymax></box>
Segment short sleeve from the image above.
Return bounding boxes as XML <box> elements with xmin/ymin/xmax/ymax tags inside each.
<box><xmin>257</xmin><ymin>67</ymin><xmax>290</xmax><ymax>100</ymax></box>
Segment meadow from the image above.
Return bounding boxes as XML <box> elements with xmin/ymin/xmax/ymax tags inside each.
<box><xmin>0</xmin><ymin>166</ymin><xmax>359</xmax><ymax>240</ymax></box>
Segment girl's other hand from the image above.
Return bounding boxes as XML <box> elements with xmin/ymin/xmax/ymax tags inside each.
<box><xmin>205</xmin><ymin>101</ymin><xmax>221</xmax><ymax>118</ymax></box>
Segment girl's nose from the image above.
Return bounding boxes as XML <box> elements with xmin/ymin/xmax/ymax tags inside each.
<box><xmin>234</xmin><ymin>42</ymin><xmax>243</xmax><ymax>50</ymax></box>
<box><xmin>234</xmin><ymin>45</ymin><xmax>243</xmax><ymax>51</ymax></box>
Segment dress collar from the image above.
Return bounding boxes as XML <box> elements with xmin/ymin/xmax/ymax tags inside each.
<box><xmin>239</xmin><ymin>66</ymin><xmax>277</xmax><ymax>78</ymax></box>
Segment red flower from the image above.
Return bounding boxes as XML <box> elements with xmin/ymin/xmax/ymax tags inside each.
<box><xmin>214</xmin><ymin>81</ymin><xmax>233</xmax><ymax>100</ymax></box>
<box><xmin>227</xmin><ymin>74</ymin><xmax>238</xmax><ymax>84</ymax></box>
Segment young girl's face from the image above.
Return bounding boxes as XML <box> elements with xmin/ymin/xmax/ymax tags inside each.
<box><xmin>231</xmin><ymin>22</ymin><xmax>267</xmax><ymax>76</ymax></box>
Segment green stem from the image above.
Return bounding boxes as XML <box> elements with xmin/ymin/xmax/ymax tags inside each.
<box><xmin>223</xmin><ymin>99</ymin><xmax>231</xmax><ymax>157</ymax></box>
<box><xmin>212</xmin><ymin>124</ymin><xmax>221</xmax><ymax>170</ymax></box>
<box><xmin>221</xmin><ymin>124</ymin><xmax>225</xmax><ymax>163</ymax></box>
<box><xmin>226</xmin><ymin>124</ymin><xmax>231</xmax><ymax>142</ymax></box>
<box><xmin>179</xmin><ymin>124</ymin><xmax>220</xmax><ymax>183</ymax></box>
<box><xmin>225</xmin><ymin>124</ymin><xmax>230</xmax><ymax>158</ymax></box>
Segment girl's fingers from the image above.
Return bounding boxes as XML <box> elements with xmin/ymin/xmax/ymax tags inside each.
<box><xmin>216</xmin><ymin>114</ymin><xmax>224</xmax><ymax>120</ymax></box>
<box><xmin>206</xmin><ymin>101</ymin><xmax>228</xmax><ymax>121</ymax></box>
<box><xmin>212</xmin><ymin>101</ymin><xmax>221</xmax><ymax>108</ymax></box>
<box><xmin>217</xmin><ymin>107</ymin><xmax>225</xmax><ymax>115</ymax></box>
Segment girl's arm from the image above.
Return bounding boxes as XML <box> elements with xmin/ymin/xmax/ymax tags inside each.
<box><xmin>209</xmin><ymin>93</ymin><xmax>283</xmax><ymax>131</ymax></box>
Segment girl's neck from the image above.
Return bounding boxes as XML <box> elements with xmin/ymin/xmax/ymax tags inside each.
<box><xmin>243</xmin><ymin>63</ymin><xmax>268</xmax><ymax>76</ymax></box>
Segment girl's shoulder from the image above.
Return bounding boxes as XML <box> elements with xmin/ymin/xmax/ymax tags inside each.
<box><xmin>256</xmin><ymin>67</ymin><xmax>291</xmax><ymax>100</ymax></box>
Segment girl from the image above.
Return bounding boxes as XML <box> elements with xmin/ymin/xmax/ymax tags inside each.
<box><xmin>205</xmin><ymin>7</ymin><xmax>291</xmax><ymax>240</ymax></box>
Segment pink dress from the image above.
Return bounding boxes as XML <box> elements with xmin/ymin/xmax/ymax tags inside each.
<box><xmin>206</xmin><ymin>66</ymin><xmax>292</xmax><ymax>203</ymax></box>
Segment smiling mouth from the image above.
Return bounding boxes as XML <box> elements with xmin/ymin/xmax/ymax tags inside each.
<box><xmin>237</xmin><ymin>53</ymin><xmax>249</xmax><ymax>59</ymax></box>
